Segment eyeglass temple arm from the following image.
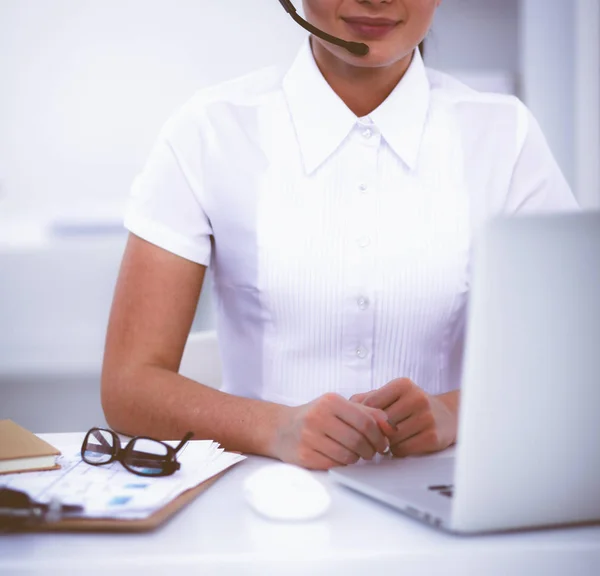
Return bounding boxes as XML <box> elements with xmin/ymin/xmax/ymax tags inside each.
<box><xmin>173</xmin><ymin>432</ymin><xmax>194</xmax><ymax>454</ymax></box>
<box><xmin>92</xmin><ymin>429</ymin><xmax>114</xmax><ymax>449</ymax></box>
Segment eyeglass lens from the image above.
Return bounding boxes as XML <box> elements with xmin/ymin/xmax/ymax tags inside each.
<box><xmin>82</xmin><ymin>429</ymin><xmax>116</xmax><ymax>464</ymax></box>
<box><xmin>125</xmin><ymin>438</ymin><xmax>170</xmax><ymax>476</ymax></box>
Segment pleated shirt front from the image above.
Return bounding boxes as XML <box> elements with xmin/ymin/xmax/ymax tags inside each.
<box><xmin>125</xmin><ymin>40</ymin><xmax>577</xmax><ymax>405</ymax></box>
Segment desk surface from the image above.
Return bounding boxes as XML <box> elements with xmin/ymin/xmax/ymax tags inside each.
<box><xmin>1</xmin><ymin>433</ymin><xmax>599</xmax><ymax>576</ymax></box>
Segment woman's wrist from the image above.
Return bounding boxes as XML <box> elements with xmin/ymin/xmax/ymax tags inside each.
<box><xmin>437</xmin><ymin>389</ymin><xmax>460</xmax><ymax>414</ymax></box>
<box><xmin>435</xmin><ymin>390</ymin><xmax>461</xmax><ymax>445</ymax></box>
<box><xmin>260</xmin><ymin>402</ymin><xmax>294</xmax><ymax>460</ymax></box>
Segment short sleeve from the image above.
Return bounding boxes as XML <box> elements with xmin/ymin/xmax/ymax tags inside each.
<box><xmin>504</xmin><ymin>105</ymin><xmax>580</xmax><ymax>214</ymax></box>
<box><xmin>124</xmin><ymin>112</ymin><xmax>212</xmax><ymax>266</ymax></box>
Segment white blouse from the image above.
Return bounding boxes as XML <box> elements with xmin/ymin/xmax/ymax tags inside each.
<box><xmin>124</xmin><ymin>40</ymin><xmax>578</xmax><ymax>406</ymax></box>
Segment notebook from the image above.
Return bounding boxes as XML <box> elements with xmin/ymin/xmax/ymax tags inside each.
<box><xmin>0</xmin><ymin>420</ymin><xmax>61</xmax><ymax>475</ymax></box>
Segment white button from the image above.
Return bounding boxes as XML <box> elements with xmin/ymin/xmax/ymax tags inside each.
<box><xmin>357</xmin><ymin>236</ymin><xmax>371</xmax><ymax>248</ymax></box>
<box><xmin>357</xmin><ymin>297</ymin><xmax>369</xmax><ymax>310</ymax></box>
<box><xmin>362</xmin><ymin>128</ymin><xmax>372</xmax><ymax>139</ymax></box>
<box><xmin>356</xmin><ymin>347</ymin><xmax>368</xmax><ymax>359</ymax></box>
<box><xmin>358</xmin><ymin>183</ymin><xmax>368</xmax><ymax>193</ymax></box>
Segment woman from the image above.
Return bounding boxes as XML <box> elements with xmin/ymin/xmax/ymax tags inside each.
<box><xmin>101</xmin><ymin>0</ymin><xmax>577</xmax><ymax>470</ymax></box>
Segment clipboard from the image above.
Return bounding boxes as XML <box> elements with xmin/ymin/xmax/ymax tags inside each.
<box><xmin>22</xmin><ymin>468</ymin><xmax>230</xmax><ymax>533</ymax></box>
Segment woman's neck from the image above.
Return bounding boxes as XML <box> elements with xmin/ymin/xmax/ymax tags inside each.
<box><xmin>311</xmin><ymin>40</ymin><xmax>413</xmax><ymax>118</ymax></box>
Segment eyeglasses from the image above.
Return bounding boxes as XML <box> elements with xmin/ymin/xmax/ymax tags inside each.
<box><xmin>80</xmin><ymin>427</ymin><xmax>194</xmax><ymax>477</ymax></box>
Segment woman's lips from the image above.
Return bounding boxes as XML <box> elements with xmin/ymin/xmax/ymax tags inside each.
<box><xmin>342</xmin><ymin>18</ymin><xmax>399</xmax><ymax>40</ymax></box>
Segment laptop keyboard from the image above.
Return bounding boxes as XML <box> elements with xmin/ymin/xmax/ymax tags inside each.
<box><xmin>428</xmin><ymin>484</ymin><xmax>454</xmax><ymax>498</ymax></box>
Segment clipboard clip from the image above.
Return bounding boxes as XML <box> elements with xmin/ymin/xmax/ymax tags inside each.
<box><xmin>0</xmin><ymin>486</ymin><xmax>84</xmax><ymax>531</ymax></box>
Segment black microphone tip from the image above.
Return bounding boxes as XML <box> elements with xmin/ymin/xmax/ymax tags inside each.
<box><xmin>347</xmin><ymin>42</ymin><xmax>369</xmax><ymax>56</ymax></box>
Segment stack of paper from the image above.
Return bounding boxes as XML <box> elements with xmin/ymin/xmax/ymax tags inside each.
<box><xmin>0</xmin><ymin>438</ymin><xmax>245</xmax><ymax>520</ymax></box>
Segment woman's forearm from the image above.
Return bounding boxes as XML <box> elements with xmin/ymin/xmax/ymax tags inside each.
<box><xmin>101</xmin><ymin>364</ymin><xmax>289</xmax><ymax>456</ymax></box>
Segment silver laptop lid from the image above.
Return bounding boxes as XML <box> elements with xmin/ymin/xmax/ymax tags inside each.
<box><xmin>452</xmin><ymin>212</ymin><xmax>600</xmax><ymax>532</ymax></box>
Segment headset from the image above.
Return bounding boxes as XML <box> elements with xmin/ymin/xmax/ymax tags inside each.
<box><xmin>277</xmin><ymin>0</ymin><xmax>370</xmax><ymax>56</ymax></box>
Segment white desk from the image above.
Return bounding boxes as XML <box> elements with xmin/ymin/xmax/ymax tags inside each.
<box><xmin>1</xmin><ymin>433</ymin><xmax>599</xmax><ymax>576</ymax></box>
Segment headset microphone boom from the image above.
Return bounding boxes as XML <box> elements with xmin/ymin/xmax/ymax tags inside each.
<box><xmin>277</xmin><ymin>0</ymin><xmax>370</xmax><ymax>56</ymax></box>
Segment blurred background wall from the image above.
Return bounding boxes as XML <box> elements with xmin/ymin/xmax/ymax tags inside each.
<box><xmin>1</xmin><ymin>0</ymin><xmax>598</xmax><ymax>432</ymax></box>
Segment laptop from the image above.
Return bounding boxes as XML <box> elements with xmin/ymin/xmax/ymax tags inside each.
<box><xmin>329</xmin><ymin>212</ymin><xmax>600</xmax><ymax>534</ymax></box>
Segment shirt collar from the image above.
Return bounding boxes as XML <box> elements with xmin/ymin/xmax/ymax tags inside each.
<box><xmin>282</xmin><ymin>38</ymin><xmax>431</xmax><ymax>175</ymax></box>
<box><xmin>369</xmin><ymin>48</ymin><xmax>430</xmax><ymax>171</ymax></box>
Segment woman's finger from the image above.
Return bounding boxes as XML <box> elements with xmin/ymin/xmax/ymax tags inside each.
<box><xmin>391</xmin><ymin>429</ymin><xmax>439</xmax><ymax>458</ymax></box>
<box><xmin>362</xmin><ymin>406</ymin><xmax>396</xmax><ymax>437</ymax></box>
<box><xmin>333</xmin><ymin>400</ymin><xmax>389</xmax><ymax>455</ymax></box>
<box><xmin>349</xmin><ymin>392</ymin><xmax>369</xmax><ymax>403</ymax></box>
<box><xmin>304</xmin><ymin>446</ymin><xmax>348</xmax><ymax>470</ymax></box>
<box><xmin>361</xmin><ymin>378</ymin><xmax>414</xmax><ymax>411</ymax></box>
<box><xmin>383</xmin><ymin>397</ymin><xmax>415</xmax><ymax>427</ymax></box>
<box><xmin>385</xmin><ymin>389</ymin><xmax>432</xmax><ymax>427</ymax></box>
<box><xmin>324</xmin><ymin>412</ymin><xmax>377</xmax><ymax>460</ymax></box>
<box><xmin>310</xmin><ymin>432</ymin><xmax>362</xmax><ymax>466</ymax></box>
<box><xmin>390</xmin><ymin>413</ymin><xmax>430</xmax><ymax>444</ymax></box>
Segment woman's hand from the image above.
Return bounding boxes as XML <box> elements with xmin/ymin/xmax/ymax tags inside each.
<box><xmin>350</xmin><ymin>379</ymin><xmax>459</xmax><ymax>458</ymax></box>
<box><xmin>271</xmin><ymin>393</ymin><xmax>392</xmax><ymax>470</ymax></box>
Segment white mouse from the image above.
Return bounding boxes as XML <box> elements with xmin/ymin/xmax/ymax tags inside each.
<box><xmin>243</xmin><ymin>463</ymin><xmax>331</xmax><ymax>521</ymax></box>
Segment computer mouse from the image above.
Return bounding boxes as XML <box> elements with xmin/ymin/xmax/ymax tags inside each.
<box><xmin>243</xmin><ymin>463</ymin><xmax>331</xmax><ymax>521</ymax></box>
